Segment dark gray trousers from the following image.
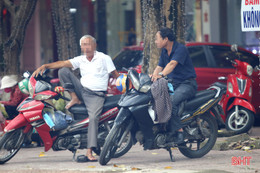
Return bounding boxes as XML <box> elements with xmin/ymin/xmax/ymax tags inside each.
<box><xmin>169</xmin><ymin>78</ymin><xmax>197</xmax><ymax>132</ymax></box>
<box><xmin>58</xmin><ymin>68</ymin><xmax>105</xmax><ymax>148</ymax></box>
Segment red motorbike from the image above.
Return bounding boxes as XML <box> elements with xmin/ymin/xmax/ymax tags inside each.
<box><xmin>218</xmin><ymin>45</ymin><xmax>256</xmax><ymax>134</ymax></box>
<box><xmin>0</xmin><ymin>71</ymin><xmax>60</xmax><ymax>145</ymax></box>
<box><xmin>0</xmin><ymin>76</ymin><xmax>132</xmax><ymax>164</ymax></box>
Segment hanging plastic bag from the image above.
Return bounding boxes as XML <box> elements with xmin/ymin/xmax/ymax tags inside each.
<box><xmin>43</xmin><ymin>111</ymin><xmax>72</xmax><ymax>131</ymax></box>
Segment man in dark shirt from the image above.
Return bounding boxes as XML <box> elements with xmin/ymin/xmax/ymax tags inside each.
<box><xmin>151</xmin><ymin>27</ymin><xmax>197</xmax><ymax>145</ymax></box>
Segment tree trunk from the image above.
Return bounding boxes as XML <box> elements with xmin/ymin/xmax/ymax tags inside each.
<box><xmin>1</xmin><ymin>0</ymin><xmax>37</xmax><ymax>75</ymax></box>
<box><xmin>141</xmin><ymin>0</ymin><xmax>185</xmax><ymax>74</ymax></box>
<box><xmin>175</xmin><ymin>0</ymin><xmax>185</xmax><ymax>44</ymax></box>
<box><xmin>141</xmin><ymin>0</ymin><xmax>162</xmax><ymax>74</ymax></box>
<box><xmin>0</xmin><ymin>1</ymin><xmax>4</xmax><ymax>73</ymax></box>
<box><xmin>51</xmin><ymin>0</ymin><xmax>78</xmax><ymax>61</ymax></box>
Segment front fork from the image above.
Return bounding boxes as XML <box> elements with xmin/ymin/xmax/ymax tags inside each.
<box><xmin>117</xmin><ymin>118</ymin><xmax>134</xmax><ymax>147</ymax></box>
<box><xmin>235</xmin><ymin>105</ymin><xmax>239</xmax><ymax>119</ymax></box>
<box><xmin>14</xmin><ymin>126</ymin><xmax>33</xmax><ymax>149</ymax></box>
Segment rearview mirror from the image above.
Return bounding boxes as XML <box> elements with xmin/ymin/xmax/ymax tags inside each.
<box><xmin>231</xmin><ymin>44</ymin><xmax>238</xmax><ymax>52</ymax></box>
<box><xmin>23</xmin><ymin>71</ymin><xmax>30</xmax><ymax>78</ymax></box>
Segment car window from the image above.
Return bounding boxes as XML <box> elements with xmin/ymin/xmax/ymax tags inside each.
<box><xmin>187</xmin><ymin>46</ymin><xmax>208</xmax><ymax>67</ymax></box>
<box><xmin>238</xmin><ymin>50</ymin><xmax>259</xmax><ymax>67</ymax></box>
<box><xmin>209</xmin><ymin>45</ymin><xmax>259</xmax><ymax>68</ymax></box>
<box><xmin>113</xmin><ymin>50</ymin><xmax>143</xmax><ymax>70</ymax></box>
<box><xmin>208</xmin><ymin>46</ymin><xmax>234</xmax><ymax>68</ymax></box>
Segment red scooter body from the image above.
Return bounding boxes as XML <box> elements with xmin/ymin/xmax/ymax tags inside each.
<box><xmin>219</xmin><ymin>59</ymin><xmax>255</xmax><ymax>134</ymax></box>
<box><xmin>0</xmin><ymin>75</ymin><xmax>60</xmax><ymax>137</ymax></box>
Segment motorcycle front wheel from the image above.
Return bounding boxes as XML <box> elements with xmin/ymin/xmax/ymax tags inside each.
<box><xmin>99</xmin><ymin>121</ymin><xmax>132</xmax><ymax>165</ymax></box>
<box><xmin>113</xmin><ymin>130</ymin><xmax>132</xmax><ymax>158</ymax></box>
<box><xmin>94</xmin><ymin>130</ymin><xmax>132</xmax><ymax>158</ymax></box>
<box><xmin>226</xmin><ymin>107</ymin><xmax>255</xmax><ymax>134</ymax></box>
<box><xmin>178</xmin><ymin>114</ymin><xmax>218</xmax><ymax>158</ymax></box>
<box><xmin>0</xmin><ymin>128</ymin><xmax>26</xmax><ymax>164</ymax></box>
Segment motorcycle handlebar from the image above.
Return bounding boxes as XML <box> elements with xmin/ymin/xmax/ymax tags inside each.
<box><xmin>226</xmin><ymin>57</ymin><xmax>237</xmax><ymax>65</ymax></box>
<box><xmin>54</xmin><ymin>93</ymin><xmax>70</xmax><ymax>101</ymax></box>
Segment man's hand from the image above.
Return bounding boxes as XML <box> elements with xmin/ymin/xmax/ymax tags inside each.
<box><xmin>151</xmin><ymin>73</ymin><xmax>162</xmax><ymax>82</ymax></box>
<box><xmin>32</xmin><ymin>65</ymin><xmax>46</xmax><ymax>78</ymax></box>
<box><xmin>151</xmin><ymin>66</ymin><xmax>163</xmax><ymax>82</ymax></box>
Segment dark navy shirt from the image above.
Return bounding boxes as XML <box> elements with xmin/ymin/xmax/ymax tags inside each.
<box><xmin>158</xmin><ymin>41</ymin><xmax>196</xmax><ymax>84</ymax></box>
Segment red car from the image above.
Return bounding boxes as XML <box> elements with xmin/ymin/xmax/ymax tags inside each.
<box><xmin>107</xmin><ymin>42</ymin><xmax>260</xmax><ymax>116</ymax></box>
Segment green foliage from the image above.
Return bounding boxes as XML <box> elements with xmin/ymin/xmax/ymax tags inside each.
<box><xmin>0</xmin><ymin>104</ymin><xmax>9</xmax><ymax>118</ymax></box>
<box><xmin>53</xmin><ymin>98</ymin><xmax>66</xmax><ymax>112</ymax></box>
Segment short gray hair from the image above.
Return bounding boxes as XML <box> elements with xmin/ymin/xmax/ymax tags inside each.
<box><xmin>79</xmin><ymin>35</ymin><xmax>96</xmax><ymax>45</ymax></box>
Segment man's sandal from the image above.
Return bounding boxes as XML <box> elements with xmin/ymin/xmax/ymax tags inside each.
<box><xmin>76</xmin><ymin>155</ymin><xmax>97</xmax><ymax>162</ymax></box>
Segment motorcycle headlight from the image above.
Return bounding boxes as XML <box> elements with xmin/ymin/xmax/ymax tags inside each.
<box><xmin>34</xmin><ymin>94</ymin><xmax>53</xmax><ymax>100</ymax></box>
<box><xmin>139</xmin><ymin>85</ymin><xmax>151</xmax><ymax>93</ymax></box>
<box><xmin>228</xmin><ymin>82</ymin><xmax>233</xmax><ymax>93</ymax></box>
<box><xmin>247</xmin><ymin>65</ymin><xmax>253</xmax><ymax>76</ymax></box>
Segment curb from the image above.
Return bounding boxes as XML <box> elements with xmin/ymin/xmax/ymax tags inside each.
<box><xmin>213</xmin><ymin>130</ymin><xmax>260</xmax><ymax>151</ymax></box>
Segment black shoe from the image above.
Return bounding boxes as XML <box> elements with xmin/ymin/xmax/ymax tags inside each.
<box><xmin>143</xmin><ymin>138</ymin><xmax>154</xmax><ymax>150</ymax></box>
<box><xmin>175</xmin><ymin>131</ymin><xmax>184</xmax><ymax>144</ymax></box>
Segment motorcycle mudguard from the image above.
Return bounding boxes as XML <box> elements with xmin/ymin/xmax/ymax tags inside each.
<box><xmin>4</xmin><ymin>114</ymin><xmax>28</xmax><ymax>132</ymax></box>
<box><xmin>114</xmin><ymin>108</ymin><xmax>131</xmax><ymax>126</ymax></box>
<box><xmin>35</xmin><ymin>124</ymin><xmax>53</xmax><ymax>152</ymax></box>
<box><xmin>227</xmin><ymin>98</ymin><xmax>256</xmax><ymax>113</ymax></box>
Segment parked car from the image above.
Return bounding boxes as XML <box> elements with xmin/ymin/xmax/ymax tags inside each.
<box><xmin>107</xmin><ymin>42</ymin><xmax>260</xmax><ymax>117</ymax></box>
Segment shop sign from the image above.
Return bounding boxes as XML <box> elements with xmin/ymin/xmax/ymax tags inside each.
<box><xmin>241</xmin><ymin>0</ymin><xmax>260</xmax><ymax>31</ymax></box>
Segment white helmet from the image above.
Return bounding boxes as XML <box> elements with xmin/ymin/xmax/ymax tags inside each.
<box><xmin>0</xmin><ymin>75</ymin><xmax>18</xmax><ymax>89</ymax></box>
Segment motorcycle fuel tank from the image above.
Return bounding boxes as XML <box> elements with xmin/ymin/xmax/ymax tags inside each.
<box><xmin>118</xmin><ymin>90</ymin><xmax>152</xmax><ymax>107</ymax></box>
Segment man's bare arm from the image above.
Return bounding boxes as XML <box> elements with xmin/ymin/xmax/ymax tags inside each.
<box><xmin>161</xmin><ymin>60</ymin><xmax>178</xmax><ymax>76</ymax></box>
<box><xmin>111</xmin><ymin>70</ymin><xmax>120</xmax><ymax>79</ymax></box>
<box><xmin>32</xmin><ymin>60</ymin><xmax>73</xmax><ymax>77</ymax></box>
<box><xmin>151</xmin><ymin>60</ymin><xmax>178</xmax><ymax>82</ymax></box>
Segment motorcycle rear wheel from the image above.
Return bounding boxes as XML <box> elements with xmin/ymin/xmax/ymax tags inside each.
<box><xmin>178</xmin><ymin>114</ymin><xmax>217</xmax><ymax>158</ymax></box>
<box><xmin>0</xmin><ymin>128</ymin><xmax>25</xmax><ymax>164</ymax></box>
<box><xmin>99</xmin><ymin>122</ymin><xmax>132</xmax><ymax>165</ymax></box>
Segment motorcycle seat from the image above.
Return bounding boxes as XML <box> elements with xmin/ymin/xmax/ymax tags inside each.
<box><xmin>68</xmin><ymin>94</ymin><xmax>121</xmax><ymax>115</ymax></box>
<box><xmin>182</xmin><ymin>89</ymin><xmax>217</xmax><ymax>113</ymax></box>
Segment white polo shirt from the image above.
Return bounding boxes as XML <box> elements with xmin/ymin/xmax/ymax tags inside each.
<box><xmin>69</xmin><ymin>51</ymin><xmax>116</xmax><ymax>91</ymax></box>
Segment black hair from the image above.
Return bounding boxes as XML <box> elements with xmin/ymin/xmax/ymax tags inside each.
<box><xmin>159</xmin><ymin>27</ymin><xmax>175</xmax><ymax>41</ymax></box>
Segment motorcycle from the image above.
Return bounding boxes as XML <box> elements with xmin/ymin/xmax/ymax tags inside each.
<box><xmin>0</xmin><ymin>71</ymin><xmax>61</xmax><ymax>145</ymax></box>
<box><xmin>0</xmin><ymin>75</ymin><xmax>132</xmax><ymax>164</ymax></box>
<box><xmin>99</xmin><ymin>69</ymin><xmax>226</xmax><ymax>165</ymax></box>
<box><xmin>218</xmin><ymin>44</ymin><xmax>256</xmax><ymax>134</ymax></box>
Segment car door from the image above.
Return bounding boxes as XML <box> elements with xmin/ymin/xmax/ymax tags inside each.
<box><xmin>187</xmin><ymin>45</ymin><xmax>217</xmax><ymax>91</ymax></box>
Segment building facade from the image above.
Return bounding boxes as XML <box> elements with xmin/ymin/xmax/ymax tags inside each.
<box><xmin>16</xmin><ymin>0</ymin><xmax>259</xmax><ymax>74</ymax></box>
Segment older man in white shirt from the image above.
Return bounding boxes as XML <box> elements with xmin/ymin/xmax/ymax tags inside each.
<box><xmin>32</xmin><ymin>35</ymin><xmax>119</xmax><ymax>162</ymax></box>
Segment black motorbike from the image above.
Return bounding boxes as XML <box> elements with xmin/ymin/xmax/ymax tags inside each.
<box><xmin>99</xmin><ymin>70</ymin><xmax>226</xmax><ymax>165</ymax></box>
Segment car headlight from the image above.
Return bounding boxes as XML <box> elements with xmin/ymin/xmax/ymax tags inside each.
<box><xmin>228</xmin><ymin>82</ymin><xmax>233</xmax><ymax>93</ymax></box>
<box><xmin>247</xmin><ymin>65</ymin><xmax>253</xmax><ymax>76</ymax></box>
